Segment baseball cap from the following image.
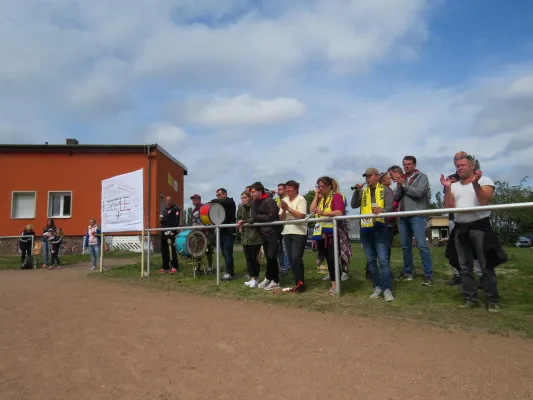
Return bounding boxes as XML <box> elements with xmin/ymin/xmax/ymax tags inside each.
<box><xmin>362</xmin><ymin>168</ymin><xmax>379</xmax><ymax>177</ymax></box>
<box><xmin>190</xmin><ymin>194</ymin><xmax>201</xmax><ymax>199</ymax></box>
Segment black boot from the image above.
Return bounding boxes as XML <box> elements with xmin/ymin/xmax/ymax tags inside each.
<box><xmin>446</xmin><ymin>274</ymin><xmax>462</xmax><ymax>286</ymax></box>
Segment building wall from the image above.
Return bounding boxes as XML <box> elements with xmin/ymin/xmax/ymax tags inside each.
<box><xmin>154</xmin><ymin>149</ymin><xmax>185</xmax><ymax>223</ymax></box>
<box><xmin>2</xmin><ymin>150</ymin><xmax>185</xmax><ymax>237</ymax></box>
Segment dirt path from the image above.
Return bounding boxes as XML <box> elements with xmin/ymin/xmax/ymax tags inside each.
<box><xmin>1</xmin><ymin>263</ymin><xmax>532</xmax><ymax>400</ymax></box>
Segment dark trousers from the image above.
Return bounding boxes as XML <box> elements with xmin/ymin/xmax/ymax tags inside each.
<box><xmin>284</xmin><ymin>234</ymin><xmax>307</xmax><ymax>284</ymax></box>
<box><xmin>20</xmin><ymin>242</ymin><xmax>32</xmax><ymax>262</ymax></box>
<box><xmin>455</xmin><ymin>229</ymin><xmax>499</xmax><ymax>305</ymax></box>
<box><xmin>387</xmin><ymin>225</ymin><xmax>395</xmax><ymax>263</ymax></box>
<box><xmin>262</xmin><ymin>234</ymin><xmax>279</xmax><ymax>283</ymax></box>
<box><xmin>243</xmin><ymin>244</ymin><xmax>261</xmax><ymax>278</ymax></box>
<box><xmin>220</xmin><ymin>234</ymin><xmax>235</xmax><ymax>275</ymax></box>
<box><xmin>317</xmin><ymin>237</ymin><xmax>336</xmax><ymax>280</ymax></box>
<box><xmin>51</xmin><ymin>243</ymin><xmax>60</xmax><ymax>266</ymax></box>
<box><xmin>160</xmin><ymin>232</ymin><xmax>178</xmax><ymax>270</ymax></box>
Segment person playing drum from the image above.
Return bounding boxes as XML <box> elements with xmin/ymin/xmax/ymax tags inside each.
<box><xmin>191</xmin><ymin>194</ymin><xmax>214</xmax><ymax>273</ymax></box>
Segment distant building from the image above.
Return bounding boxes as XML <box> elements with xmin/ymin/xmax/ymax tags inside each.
<box><xmin>1</xmin><ymin>139</ymin><xmax>187</xmax><ymax>238</ymax></box>
<box><xmin>426</xmin><ymin>216</ymin><xmax>450</xmax><ymax>245</ymax></box>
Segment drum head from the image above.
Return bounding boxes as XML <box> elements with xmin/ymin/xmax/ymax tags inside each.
<box><xmin>209</xmin><ymin>203</ymin><xmax>226</xmax><ymax>225</ymax></box>
<box><xmin>187</xmin><ymin>230</ymin><xmax>207</xmax><ymax>258</ymax></box>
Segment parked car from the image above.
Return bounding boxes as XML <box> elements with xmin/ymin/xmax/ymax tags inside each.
<box><xmin>515</xmin><ymin>237</ymin><xmax>532</xmax><ymax>248</ymax></box>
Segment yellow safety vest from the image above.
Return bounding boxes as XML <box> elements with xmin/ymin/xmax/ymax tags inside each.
<box><xmin>311</xmin><ymin>193</ymin><xmax>335</xmax><ymax>239</ymax></box>
<box><xmin>360</xmin><ymin>184</ymin><xmax>385</xmax><ymax>229</ymax></box>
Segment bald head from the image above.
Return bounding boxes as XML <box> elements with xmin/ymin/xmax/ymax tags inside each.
<box><xmin>165</xmin><ymin>196</ymin><xmax>172</xmax><ymax>207</ymax></box>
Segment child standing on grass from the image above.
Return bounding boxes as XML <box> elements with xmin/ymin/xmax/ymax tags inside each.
<box><xmin>49</xmin><ymin>228</ymin><xmax>64</xmax><ymax>269</ymax></box>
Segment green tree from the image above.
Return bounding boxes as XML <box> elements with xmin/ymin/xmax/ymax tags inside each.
<box><xmin>435</xmin><ymin>192</ymin><xmax>443</xmax><ymax>209</ymax></box>
<box><xmin>491</xmin><ymin>177</ymin><xmax>533</xmax><ymax>245</ymax></box>
<box><xmin>303</xmin><ymin>189</ymin><xmax>316</xmax><ymax>210</ymax></box>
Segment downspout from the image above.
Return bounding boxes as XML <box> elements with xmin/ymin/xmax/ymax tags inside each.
<box><xmin>146</xmin><ymin>144</ymin><xmax>153</xmax><ymax>231</ymax></box>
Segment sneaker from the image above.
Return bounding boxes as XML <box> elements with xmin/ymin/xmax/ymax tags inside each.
<box><xmin>170</xmin><ymin>267</ymin><xmax>177</xmax><ymax>274</ymax></box>
<box><xmin>244</xmin><ymin>280</ymin><xmax>252</xmax><ymax>287</ymax></box>
<box><xmin>248</xmin><ymin>279</ymin><xmax>259</xmax><ymax>288</ymax></box>
<box><xmin>56</xmin><ymin>266</ymin><xmax>63</xmax><ymax>270</ymax></box>
<box><xmin>458</xmin><ymin>301</ymin><xmax>478</xmax><ymax>309</ymax></box>
<box><xmin>446</xmin><ymin>275</ymin><xmax>461</xmax><ymax>286</ymax></box>
<box><xmin>41</xmin><ymin>264</ymin><xmax>48</xmax><ymax>269</ymax></box>
<box><xmin>383</xmin><ymin>289</ymin><xmax>395</xmax><ymax>302</ymax></box>
<box><xmin>487</xmin><ymin>303</ymin><xmax>501</xmax><ymax>314</ymax></box>
<box><xmin>158</xmin><ymin>269</ymin><xmax>167</xmax><ymax>274</ymax></box>
<box><xmin>89</xmin><ymin>266</ymin><xmax>97</xmax><ymax>271</ymax></box>
<box><xmin>422</xmin><ymin>276</ymin><xmax>432</xmax><ymax>286</ymax></box>
<box><xmin>292</xmin><ymin>281</ymin><xmax>306</xmax><ymax>293</ymax></box>
<box><xmin>396</xmin><ymin>272</ymin><xmax>413</xmax><ymax>282</ymax></box>
<box><xmin>322</xmin><ymin>274</ymin><xmax>331</xmax><ymax>281</ymax></box>
<box><xmin>341</xmin><ymin>272</ymin><xmax>349</xmax><ymax>282</ymax></box>
<box><xmin>258</xmin><ymin>278</ymin><xmax>271</xmax><ymax>289</ymax></box>
<box><xmin>264</xmin><ymin>281</ymin><xmax>280</xmax><ymax>291</ymax></box>
<box><xmin>221</xmin><ymin>273</ymin><xmax>233</xmax><ymax>281</ymax></box>
<box><xmin>102</xmin><ymin>267</ymin><xmax>109</xmax><ymax>272</ymax></box>
<box><xmin>370</xmin><ymin>287</ymin><xmax>383</xmax><ymax>299</ymax></box>
<box><xmin>47</xmin><ymin>266</ymin><xmax>55</xmax><ymax>270</ymax></box>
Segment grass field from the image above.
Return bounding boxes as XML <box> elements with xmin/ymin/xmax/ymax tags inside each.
<box><xmin>2</xmin><ymin>245</ymin><xmax>532</xmax><ymax>337</ymax></box>
<box><xmin>93</xmin><ymin>245</ymin><xmax>533</xmax><ymax>338</ymax></box>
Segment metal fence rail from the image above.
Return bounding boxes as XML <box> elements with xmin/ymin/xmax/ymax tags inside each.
<box><xmin>143</xmin><ymin>202</ymin><xmax>533</xmax><ymax>295</ymax></box>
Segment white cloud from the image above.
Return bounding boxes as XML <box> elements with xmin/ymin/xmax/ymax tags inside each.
<box><xmin>184</xmin><ymin>94</ymin><xmax>306</xmax><ymax>127</ymax></box>
<box><xmin>142</xmin><ymin>123</ymin><xmax>188</xmax><ymax>151</ymax></box>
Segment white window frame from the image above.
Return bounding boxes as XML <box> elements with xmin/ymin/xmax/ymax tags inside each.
<box><xmin>47</xmin><ymin>191</ymin><xmax>73</xmax><ymax>219</ymax></box>
<box><xmin>11</xmin><ymin>191</ymin><xmax>37</xmax><ymax>219</ymax></box>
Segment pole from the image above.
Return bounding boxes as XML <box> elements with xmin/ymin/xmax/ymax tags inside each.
<box><xmin>99</xmin><ymin>232</ymin><xmax>104</xmax><ymax>273</ymax></box>
<box><xmin>333</xmin><ymin>219</ymin><xmax>341</xmax><ymax>296</ymax></box>
<box><xmin>216</xmin><ymin>226</ymin><xmax>220</xmax><ymax>285</ymax></box>
<box><xmin>141</xmin><ymin>230</ymin><xmax>145</xmax><ymax>277</ymax></box>
<box><xmin>147</xmin><ymin>230</ymin><xmax>151</xmax><ymax>277</ymax></box>
<box><xmin>31</xmin><ymin>235</ymin><xmax>35</xmax><ymax>269</ymax></box>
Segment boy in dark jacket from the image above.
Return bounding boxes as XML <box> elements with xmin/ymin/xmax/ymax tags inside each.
<box><xmin>159</xmin><ymin>196</ymin><xmax>181</xmax><ymax>274</ymax></box>
<box><xmin>19</xmin><ymin>224</ymin><xmax>35</xmax><ymax>267</ymax></box>
<box><xmin>250</xmin><ymin>181</ymin><xmax>281</xmax><ymax>291</ymax></box>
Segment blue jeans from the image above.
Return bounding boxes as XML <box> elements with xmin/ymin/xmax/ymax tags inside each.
<box><xmin>361</xmin><ymin>225</ymin><xmax>392</xmax><ymax>290</ymax></box>
<box><xmin>278</xmin><ymin>237</ymin><xmax>289</xmax><ymax>271</ymax></box>
<box><xmin>41</xmin><ymin>241</ymin><xmax>50</xmax><ymax>265</ymax></box>
<box><xmin>220</xmin><ymin>234</ymin><xmax>235</xmax><ymax>275</ymax></box>
<box><xmin>88</xmin><ymin>244</ymin><xmax>101</xmax><ymax>268</ymax></box>
<box><xmin>399</xmin><ymin>217</ymin><xmax>433</xmax><ymax>277</ymax></box>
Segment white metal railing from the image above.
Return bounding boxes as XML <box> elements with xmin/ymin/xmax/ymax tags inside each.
<box><xmin>143</xmin><ymin>202</ymin><xmax>533</xmax><ymax>295</ymax></box>
<box><xmin>0</xmin><ymin>235</ymin><xmax>36</xmax><ymax>269</ymax></box>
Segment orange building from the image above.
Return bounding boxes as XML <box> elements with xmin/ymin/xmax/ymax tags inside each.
<box><xmin>1</xmin><ymin>139</ymin><xmax>187</xmax><ymax>237</ymax></box>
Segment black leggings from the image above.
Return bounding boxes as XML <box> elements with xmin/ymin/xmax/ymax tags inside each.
<box><xmin>19</xmin><ymin>242</ymin><xmax>32</xmax><ymax>262</ymax></box>
<box><xmin>243</xmin><ymin>244</ymin><xmax>261</xmax><ymax>278</ymax></box>
<box><xmin>51</xmin><ymin>243</ymin><xmax>60</xmax><ymax>266</ymax></box>
<box><xmin>262</xmin><ymin>234</ymin><xmax>279</xmax><ymax>283</ymax></box>
<box><xmin>317</xmin><ymin>237</ymin><xmax>336</xmax><ymax>280</ymax></box>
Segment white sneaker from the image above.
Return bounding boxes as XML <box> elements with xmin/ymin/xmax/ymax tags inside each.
<box><xmin>244</xmin><ymin>280</ymin><xmax>252</xmax><ymax>287</ymax></box>
<box><xmin>370</xmin><ymin>287</ymin><xmax>383</xmax><ymax>299</ymax></box>
<box><xmin>248</xmin><ymin>279</ymin><xmax>259</xmax><ymax>288</ymax></box>
<box><xmin>264</xmin><ymin>281</ymin><xmax>280</xmax><ymax>291</ymax></box>
<box><xmin>89</xmin><ymin>266</ymin><xmax>97</xmax><ymax>271</ymax></box>
<box><xmin>341</xmin><ymin>272</ymin><xmax>349</xmax><ymax>281</ymax></box>
<box><xmin>322</xmin><ymin>274</ymin><xmax>331</xmax><ymax>281</ymax></box>
<box><xmin>383</xmin><ymin>289</ymin><xmax>395</xmax><ymax>302</ymax></box>
<box><xmin>258</xmin><ymin>278</ymin><xmax>271</xmax><ymax>289</ymax></box>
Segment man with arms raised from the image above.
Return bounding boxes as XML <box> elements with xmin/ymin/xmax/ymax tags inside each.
<box><xmin>389</xmin><ymin>156</ymin><xmax>433</xmax><ymax>286</ymax></box>
<box><xmin>441</xmin><ymin>154</ymin><xmax>501</xmax><ymax>313</ymax></box>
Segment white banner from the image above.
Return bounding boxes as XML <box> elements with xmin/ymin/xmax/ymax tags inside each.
<box><xmin>101</xmin><ymin>169</ymin><xmax>144</xmax><ymax>232</ymax></box>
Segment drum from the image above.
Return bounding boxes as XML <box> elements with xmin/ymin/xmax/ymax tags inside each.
<box><xmin>199</xmin><ymin>203</ymin><xmax>226</xmax><ymax>225</ymax></box>
<box><xmin>175</xmin><ymin>230</ymin><xmax>208</xmax><ymax>258</ymax></box>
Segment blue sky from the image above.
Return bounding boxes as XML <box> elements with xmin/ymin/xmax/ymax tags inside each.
<box><xmin>1</xmin><ymin>0</ymin><xmax>533</xmax><ymax>209</ymax></box>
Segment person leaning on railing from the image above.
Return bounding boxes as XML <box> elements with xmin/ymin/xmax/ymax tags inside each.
<box><xmin>237</xmin><ymin>191</ymin><xmax>263</xmax><ymax>288</ymax></box>
<box><xmin>441</xmin><ymin>154</ymin><xmax>506</xmax><ymax>313</ymax></box>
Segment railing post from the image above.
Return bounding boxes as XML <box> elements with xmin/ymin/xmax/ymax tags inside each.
<box><xmin>333</xmin><ymin>218</ymin><xmax>341</xmax><ymax>296</ymax></box>
<box><xmin>147</xmin><ymin>230</ymin><xmax>151</xmax><ymax>277</ymax></box>
<box><xmin>216</xmin><ymin>226</ymin><xmax>220</xmax><ymax>285</ymax></box>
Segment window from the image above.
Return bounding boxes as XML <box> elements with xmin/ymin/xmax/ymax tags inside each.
<box><xmin>48</xmin><ymin>192</ymin><xmax>72</xmax><ymax>218</ymax></box>
<box><xmin>11</xmin><ymin>192</ymin><xmax>37</xmax><ymax>219</ymax></box>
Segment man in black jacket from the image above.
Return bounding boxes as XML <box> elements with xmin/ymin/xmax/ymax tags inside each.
<box><xmin>250</xmin><ymin>182</ymin><xmax>281</xmax><ymax>291</ymax></box>
<box><xmin>211</xmin><ymin>188</ymin><xmax>237</xmax><ymax>280</ymax></box>
<box><xmin>159</xmin><ymin>196</ymin><xmax>181</xmax><ymax>274</ymax></box>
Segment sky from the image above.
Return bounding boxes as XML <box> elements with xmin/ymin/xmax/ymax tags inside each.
<box><xmin>1</xmin><ymin>0</ymin><xmax>533</xmax><ymax>210</ymax></box>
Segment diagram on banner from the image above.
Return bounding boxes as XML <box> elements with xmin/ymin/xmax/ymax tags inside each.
<box><xmin>101</xmin><ymin>169</ymin><xmax>144</xmax><ymax>232</ymax></box>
